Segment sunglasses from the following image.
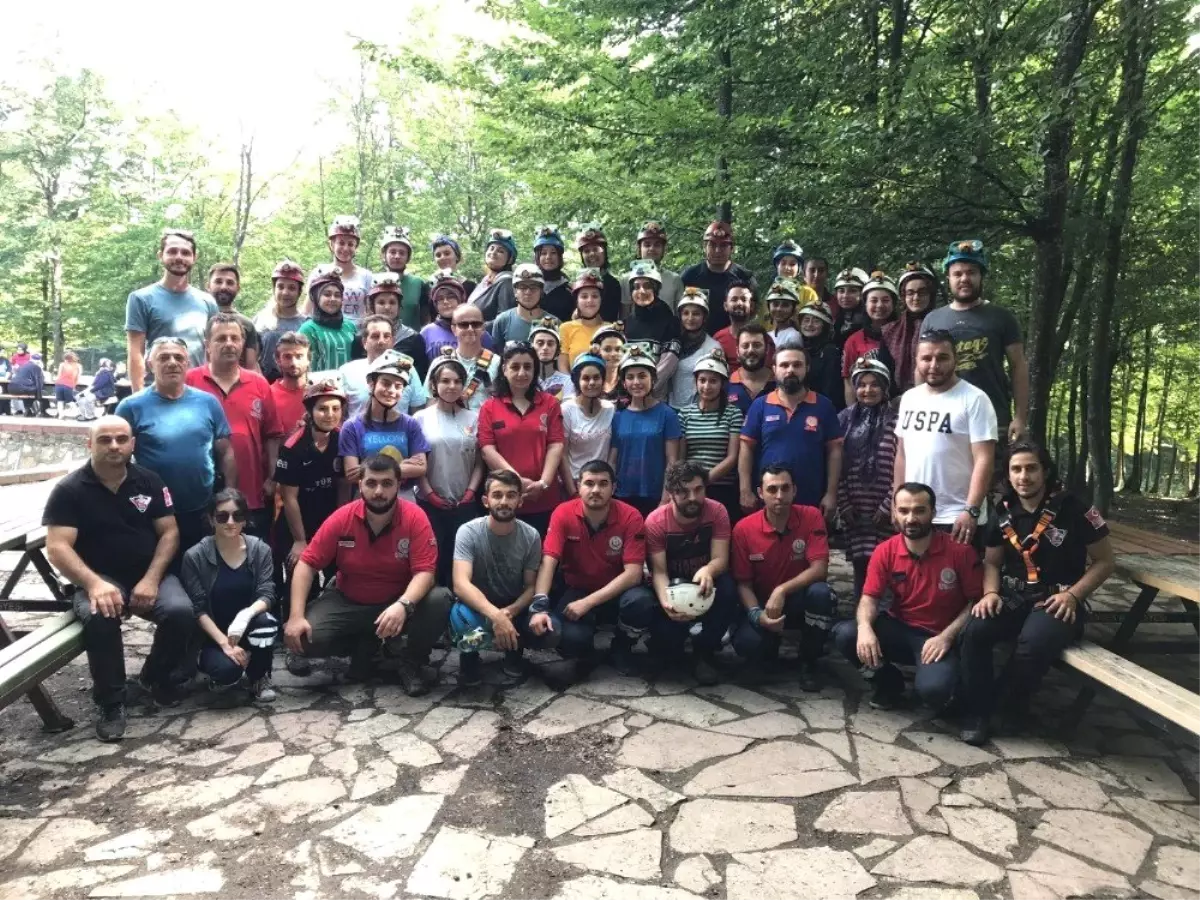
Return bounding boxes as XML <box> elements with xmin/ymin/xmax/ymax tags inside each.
<box><xmin>214</xmin><ymin>510</ymin><xmax>247</xmax><ymax>524</ymax></box>
<box><xmin>455</xmin><ymin>320</ymin><xmax>485</xmax><ymax>329</ymax></box>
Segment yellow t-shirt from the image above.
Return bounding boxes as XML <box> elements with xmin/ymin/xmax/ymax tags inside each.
<box><xmin>756</xmin><ymin>282</ymin><xmax>820</xmax><ymax>330</ymax></box>
<box><xmin>560</xmin><ymin>320</ymin><xmax>603</xmax><ymax>366</ymax></box>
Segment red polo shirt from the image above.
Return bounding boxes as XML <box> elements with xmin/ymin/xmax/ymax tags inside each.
<box><xmin>271</xmin><ymin>379</ymin><xmax>307</xmax><ymax>439</ymax></box>
<box><xmin>731</xmin><ymin>504</ymin><xmax>829</xmax><ymax>598</ymax></box>
<box><xmin>543</xmin><ymin>498</ymin><xmax>646</xmax><ymax>591</ymax></box>
<box><xmin>186</xmin><ymin>365</ymin><xmax>285</xmax><ymax>509</ymax></box>
<box><xmin>301</xmin><ymin>498</ymin><xmax>437</xmax><ymax>606</ymax></box>
<box><xmin>715</xmin><ymin>327</ymin><xmax>775</xmax><ymax>367</ymax></box>
<box><xmin>477</xmin><ymin>392</ymin><xmax>565</xmax><ymax>514</ymax></box>
<box><xmin>864</xmin><ymin>531</ymin><xmax>983</xmax><ymax>634</ymax></box>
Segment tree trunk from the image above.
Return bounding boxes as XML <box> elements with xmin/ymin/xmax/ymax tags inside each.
<box><xmin>1149</xmin><ymin>354</ymin><xmax>1174</xmax><ymax>492</ymax></box>
<box><xmin>1074</xmin><ymin>359</ymin><xmax>1090</xmax><ymax>496</ymax></box>
<box><xmin>1126</xmin><ymin>327</ymin><xmax>1153</xmax><ymax>494</ymax></box>
<box><xmin>716</xmin><ymin>41</ymin><xmax>732</xmax><ymax>222</ymax></box>
<box><xmin>49</xmin><ymin>250</ymin><xmax>63</xmax><ymax>364</ymax></box>
<box><xmin>232</xmin><ymin>141</ymin><xmax>253</xmax><ymax>267</ymax></box>
<box><xmin>1115</xmin><ymin>358</ymin><xmax>1131</xmax><ymax>489</ymax></box>
<box><xmin>1065</xmin><ymin>350</ymin><xmax>1080</xmax><ymax>487</ymax></box>
<box><xmin>1051</xmin><ymin>381</ymin><xmax>1065</xmax><ymax>467</ymax></box>
<box><xmin>1086</xmin><ymin>0</ymin><xmax>1156</xmax><ymax>515</ymax></box>
<box><xmin>1190</xmin><ymin>439</ymin><xmax>1200</xmax><ymax>498</ymax></box>
<box><xmin>1028</xmin><ymin>0</ymin><xmax>1102</xmax><ymax>443</ymax></box>
<box><xmin>1164</xmin><ymin>444</ymin><xmax>1178</xmax><ymax>497</ymax></box>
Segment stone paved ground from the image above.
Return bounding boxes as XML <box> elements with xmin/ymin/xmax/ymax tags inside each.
<box><xmin>1</xmin><ymin>550</ymin><xmax>1198</xmax><ymax>900</ymax></box>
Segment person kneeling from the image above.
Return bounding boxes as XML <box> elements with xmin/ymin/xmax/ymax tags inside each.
<box><xmin>833</xmin><ymin>482</ymin><xmax>980</xmax><ymax>711</ymax></box>
<box><xmin>182</xmin><ymin>489</ymin><xmax>279</xmax><ymax>705</ymax></box>
<box><xmin>449</xmin><ymin>470</ymin><xmax>562</xmax><ymax>687</ymax></box>
<box><xmin>284</xmin><ymin>454</ymin><xmax>452</xmax><ymax>696</ymax></box>
<box><xmin>731</xmin><ymin>465</ymin><xmax>835</xmax><ymax>691</ymax></box>
<box><xmin>958</xmin><ymin>441</ymin><xmax>1114</xmax><ymax>745</ymax></box>
<box><xmin>631</xmin><ymin>461</ymin><xmax>737</xmax><ymax>685</ymax></box>
<box><xmin>532</xmin><ymin>460</ymin><xmax>654</xmax><ymax>682</ymax></box>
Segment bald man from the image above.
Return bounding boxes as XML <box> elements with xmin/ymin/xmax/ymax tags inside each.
<box><xmin>44</xmin><ymin>416</ymin><xmax>193</xmax><ymax>740</ymax></box>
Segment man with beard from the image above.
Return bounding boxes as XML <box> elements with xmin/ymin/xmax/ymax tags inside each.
<box><xmin>44</xmin><ymin>416</ymin><xmax>192</xmax><ymax>735</ymax></box>
<box><xmin>125</xmin><ymin>229</ymin><xmax>218</xmax><ymax>390</ymax></box>
<box><xmin>206</xmin><ymin>263</ymin><xmax>260</xmax><ymax>371</ymax></box>
<box><xmin>713</xmin><ymin>280</ymin><xmax>770</xmax><ymax>365</ymax></box>
<box><xmin>680</xmin><ymin>222</ymin><xmax>757</xmax><ymax>336</ymax></box>
<box><xmin>574</xmin><ymin>223</ymin><xmax>623</xmax><ymax>321</ymax></box>
<box><xmin>958</xmin><ymin>441</ymin><xmax>1114</xmax><ymax>744</ymax></box>
<box><xmin>324</xmin><ymin>216</ymin><xmax>373</xmax><ymax>323</ymax></box>
<box><xmin>490</xmin><ymin>264</ymin><xmax>560</xmax><ymax>346</ymax></box>
<box><xmin>423</xmin><ymin>305</ymin><xmax>500</xmax><ymax>412</ymax></box>
<box><xmin>533</xmin><ymin>226</ymin><xmax>575</xmax><ymax>321</ymax></box>
<box><xmin>378</xmin><ymin>226</ymin><xmax>431</xmax><ymax>331</ymax></box>
<box><xmin>256</xmin><ymin>261</ymin><xmax>308</xmax><ymax>382</ymax></box>
<box><xmin>117</xmin><ymin>337</ymin><xmax>236</xmax><ymax>556</ymax></box>
<box><xmin>738</xmin><ymin>337</ymin><xmax>842</xmax><ymax>518</ymax></box>
<box><xmin>731</xmin><ymin>465</ymin><xmax>834</xmax><ymax>691</ymax></box>
<box><xmin>449</xmin><ymin>469</ymin><xmax>562</xmax><ymax>687</ymax></box>
<box><xmin>270</xmin><ymin>333</ymin><xmax>311</xmax><ymax>437</ymax></box>
<box><xmin>621</xmin><ymin>221</ymin><xmax>683</xmax><ymax>314</ymax></box>
<box><xmin>628</xmin><ymin>462</ymin><xmax>737</xmax><ymax>685</ymax></box>
<box><xmin>532</xmin><ymin>460</ymin><xmax>652</xmax><ymax>681</ymax></box>
<box><xmin>923</xmin><ymin>240</ymin><xmax>1029</xmax><ymax>442</ymax></box>
<box><xmin>285</xmin><ymin>454</ymin><xmax>451</xmax><ymax>695</ymax></box>
<box><xmin>894</xmin><ymin>330</ymin><xmax>996</xmax><ymax>546</ymax></box>
<box><xmin>833</xmin><ymin>482</ymin><xmax>982</xmax><ymax>711</ymax></box>
<box><xmin>185</xmin><ymin>315</ymin><xmax>285</xmax><ymax>537</ymax></box>
<box><xmin>726</xmin><ymin>324</ymin><xmax>776</xmax><ymax>416</ymax></box>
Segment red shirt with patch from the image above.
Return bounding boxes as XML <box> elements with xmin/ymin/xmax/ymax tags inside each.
<box><xmin>300</xmin><ymin>498</ymin><xmax>437</xmax><ymax>606</ymax></box>
<box><xmin>271</xmin><ymin>379</ymin><xmax>307</xmax><ymax>440</ymax></box>
<box><xmin>477</xmin><ymin>392</ymin><xmax>565</xmax><ymax>513</ymax></box>
<box><xmin>185</xmin><ymin>365</ymin><xmax>284</xmax><ymax>509</ymax></box>
<box><xmin>864</xmin><ymin>531</ymin><xmax>983</xmax><ymax>634</ymax></box>
<box><xmin>731</xmin><ymin>504</ymin><xmax>829</xmax><ymax>597</ymax></box>
<box><xmin>543</xmin><ymin>498</ymin><xmax>646</xmax><ymax>591</ymax></box>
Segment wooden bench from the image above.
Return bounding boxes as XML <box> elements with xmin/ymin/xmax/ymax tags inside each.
<box><xmin>1061</xmin><ymin>640</ymin><xmax>1200</xmax><ymax>736</ymax></box>
<box><xmin>0</xmin><ymin>608</ymin><xmax>82</xmax><ymax>732</ymax></box>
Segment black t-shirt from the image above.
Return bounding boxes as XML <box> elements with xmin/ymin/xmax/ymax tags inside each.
<box><xmin>985</xmin><ymin>491</ymin><xmax>1110</xmax><ymax>588</ymax></box>
<box><xmin>599</xmin><ymin>270</ymin><xmax>623</xmax><ymax>323</ymax></box>
<box><xmin>542</xmin><ymin>282</ymin><xmax>575</xmax><ymax>322</ymax></box>
<box><xmin>680</xmin><ymin>261</ymin><xmax>757</xmax><ymax>335</ymax></box>
<box><xmin>42</xmin><ymin>462</ymin><xmax>173</xmax><ymax>589</ymax></box>
<box><xmin>275</xmin><ymin>426</ymin><xmax>342</xmax><ymax>540</ymax></box>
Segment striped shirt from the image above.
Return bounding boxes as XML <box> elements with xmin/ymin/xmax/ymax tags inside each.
<box><xmin>679</xmin><ymin>403</ymin><xmax>744</xmax><ymax>485</ymax></box>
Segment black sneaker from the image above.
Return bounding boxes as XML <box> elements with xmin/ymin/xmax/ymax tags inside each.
<box><xmin>398</xmin><ymin>660</ymin><xmax>436</xmax><ymax>696</ymax></box>
<box><xmin>135</xmin><ymin>677</ymin><xmax>184</xmax><ymax>708</ymax></box>
<box><xmin>960</xmin><ymin>715</ymin><xmax>990</xmax><ymax>746</ymax></box>
<box><xmin>538</xmin><ymin>659</ymin><xmax>580</xmax><ymax>692</ymax></box>
<box><xmin>502</xmin><ymin>650</ymin><xmax>527</xmax><ymax>679</ymax></box>
<box><xmin>458</xmin><ymin>652</ymin><xmax>483</xmax><ymax>688</ymax></box>
<box><xmin>285</xmin><ymin>652</ymin><xmax>311</xmax><ymax>677</ymax></box>
<box><xmin>95</xmin><ymin>704</ymin><xmax>126</xmax><ymax>742</ymax></box>
<box><xmin>693</xmin><ymin>654</ymin><xmax>720</xmax><ymax>687</ymax></box>
<box><xmin>609</xmin><ymin>634</ymin><xmax>637</xmax><ymax>676</ymax></box>
<box><xmin>869</xmin><ymin>681</ymin><xmax>903</xmax><ymax>711</ymax></box>
<box><xmin>798</xmin><ymin>661</ymin><xmax>822</xmax><ymax>693</ymax></box>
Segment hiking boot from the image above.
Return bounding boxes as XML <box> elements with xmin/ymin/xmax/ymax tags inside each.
<box><xmin>693</xmin><ymin>654</ymin><xmax>720</xmax><ymax>687</ymax></box>
<box><xmin>139</xmin><ymin>676</ymin><xmax>185</xmax><ymax>708</ymax></box>
<box><xmin>869</xmin><ymin>681</ymin><xmax>903</xmax><ymax>711</ymax></box>
<box><xmin>960</xmin><ymin>715</ymin><xmax>991</xmax><ymax>746</ymax></box>
<box><xmin>502</xmin><ymin>650</ymin><xmax>527</xmax><ymax>679</ymax></box>
<box><xmin>458</xmin><ymin>652</ymin><xmax>483</xmax><ymax>688</ymax></box>
<box><xmin>285</xmin><ymin>652</ymin><xmax>311</xmax><ymax>677</ymax></box>
<box><xmin>798</xmin><ymin>660</ymin><xmax>822</xmax><ymax>693</ymax></box>
<box><xmin>398</xmin><ymin>660</ymin><xmax>437</xmax><ymax>696</ymax></box>
<box><xmin>609</xmin><ymin>633</ymin><xmax>637</xmax><ymax>676</ymax></box>
<box><xmin>249</xmin><ymin>676</ymin><xmax>277</xmax><ymax>704</ymax></box>
<box><xmin>95</xmin><ymin>704</ymin><xmax>126</xmax><ymax>742</ymax></box>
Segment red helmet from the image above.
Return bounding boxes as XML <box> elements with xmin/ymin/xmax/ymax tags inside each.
<box><xmin>272</xmin><ymin>260</ymin><xmax>305</xmax><ymax>284</ymax></box>
<box><xmin>575</xmin><ymin>223</ymin><xmax>607</xmax><ymax>251</ymax></box>
<box><xmin>703</xmin><ymin>221</ymin><xmax>734</xmax><ymax>245</ymax></box>
<box><xmin>303</xmin><ymin>379</ymin><xmax>348</xmax><ymax>408</ymax></box>
<box><xmin>327</xmin><ymin>215</ymin><xmax>361</xmax><ymax>240</ymax></box>
<box><xmin>636</xmin><ymin>221</ymin><xmax>668</xmax><ymax>246</ymax></box>
<box><xmin>369</xmin><ymin>272</ymin><xmax>404</xmax><ymax>299</ymax></box>
<box><xmin>571</xmin><ymin>269</ymin><xmax>604</xmax><ymax>294</ymax></box>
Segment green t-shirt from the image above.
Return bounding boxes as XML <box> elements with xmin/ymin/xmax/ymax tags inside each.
<box><xmin>298</xmin><ymin>319</ymin><xmax>357</xmax><ymax>372</ymax></box>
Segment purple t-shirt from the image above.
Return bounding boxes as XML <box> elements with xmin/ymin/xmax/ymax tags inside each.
<box><xmin>338</xmin><ymin>413</ymin><xmax>431</xmax><ymax>490</ymax></box>
<box><xmin>420</xmin><ymin>323</ymin><xmax>495</xmax><ymax>361</ymax></box>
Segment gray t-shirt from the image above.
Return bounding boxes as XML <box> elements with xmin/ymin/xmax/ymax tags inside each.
<box><xmin>453</xmin><ymin>516</ymin><xmax>542</xmax><ymax>605</ymax></box>
<box><xmin>255</xmin><ymin>312</ymin><xmax>309</xmax><ymax>381</ymax></box>
<box><xmin>491</xmin><ymin>308</ymin><xmax>560</xmax><ymax>347</ymax></box>
<box><xmin>124</xmin><ymin>283</ymin><xmax>219</xmax><ymax>368</ymax></box>
<box><xmin>922</xmin><ymin>302</ymin><xmax>1022</xmax><ymax>427</ymax></box>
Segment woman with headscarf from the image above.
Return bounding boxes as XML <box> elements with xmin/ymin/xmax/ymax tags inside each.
<box><xmin>624</xmin><ymin>260</ymin><xmax>680</xmax><ymax>397</ymax></box>
<box><xmin>468</xmin><ymin>228</ymin><xmax>517</xmax><ymax>323</ymax></box>
<box><xmin>837</xmin><ymin>357</ymin><xmax>899</xmax><ymax>600</ymax></box>
<box><xmin>797</xmin><ymin>302</ymin><xmax>845</xmax><ymax>411</ymax></box>
<box><xmin>298</xmin><ymin>265</ymin><xmax>357</xmax><ymax>371</ymax></box>
<box><xmin>882</xmin><ymin>262</ymin><xmax>939</xmax><ymax>391</ymax></box>
<box><xmin>831</xmin><ymin>267</ymin><xmax>870</xmax><ymax>348</ymax></box>
<box><xmin>841</xmin><ymin>271</ymin><xmax>898</xmax><ymax>407</ymax></box>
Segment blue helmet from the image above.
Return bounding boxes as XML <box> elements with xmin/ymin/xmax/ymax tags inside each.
<box><xmin>571</xmin><ymin>351</ymin><xmax>606</xmax><ymax>375</ymax></box>
<box><xmin>772</xmin><ymin>239</ymin><xmax>804</xmax><ymax>267</ymax></box>
<box><xmin>486</xmin><ymin>228</ymin><xmax>518</xmax><ymax>264</ymax></box>
<box><xmin>533</xmin><ymin>225</ymin><xmax>565</xmax><ymax>251</ymax></box>
<box><xmin>942</xmin><ymin>239</ymin><xmax>988</xmax><ymax>274</ymax></box>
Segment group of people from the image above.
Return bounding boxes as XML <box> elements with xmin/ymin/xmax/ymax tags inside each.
<box><xmin>0</xmin><ymin>343</ymin><xmax>119</xmax><ymax>417</ymax></box>
<box><xmin>39</xmin><ymin>219</ymin><xmax>1115</xmax><ymax>750</ymax></box>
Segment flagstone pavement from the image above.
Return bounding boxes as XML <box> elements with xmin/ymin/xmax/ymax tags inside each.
<box><xmin>1</xmin><ymin>553</ymin><xmax>1197</xmax><ymax>899</ymax></box>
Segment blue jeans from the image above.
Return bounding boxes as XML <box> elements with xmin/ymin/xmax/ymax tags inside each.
<box><xmin>550</xmin><ymin>585</ymin><xmax>657</xmax><ymax>659</ymax></box>
<box><xmin>731</xmin><ymin>581</ymin><xmax>836</xmax><ymax>663</ymax></box>
<box><xmin>832</xmin><ymin>613</ymin><xmax>958</xmax><ymax>710</ymax></box>
<box><xmin>197</xmin><ymin>612</ymin><xmax>277</xmax><ymax>686</ymax></box>
<box><xmin>448</xmin><ymin>600</ymin><xmax>562</xmax><ymax>654</ymax></box>
<box><xmin>620</xmin><ymin>574</ymin><xmax>739</xmax><ymax>658</ymax></box>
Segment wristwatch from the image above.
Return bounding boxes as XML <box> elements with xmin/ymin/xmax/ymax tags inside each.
<box><xmin>966</xmin><ymin>505</ymin><xmax>981</xmax><ymax>520</ymax></box>
<box><xmin>397</xmin><ymin>598</ymin><xmax>415</xmax><ymax>616</ymax></box>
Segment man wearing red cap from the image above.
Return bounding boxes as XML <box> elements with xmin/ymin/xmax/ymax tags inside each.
<box><xmin>681</xmin><ymin>222</ymin><xmax>757</xmax><ymax>337</ymax></box>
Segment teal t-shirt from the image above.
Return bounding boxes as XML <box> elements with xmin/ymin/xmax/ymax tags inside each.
<box><xmin>612</xmin><ymin>403</ymin><xmax>682</xmax><ymax>499</ymax></box>
<box><xmin>124</xmin><ymin>283</ymin><xmax>218</xmax><ymax>367</ymax></box>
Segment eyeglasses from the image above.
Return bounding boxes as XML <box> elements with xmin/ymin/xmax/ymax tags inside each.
<box><xmin>903</xmin><ymin>289</ymin><xmax>933</xmax><ymax>300</ymax></box>
<box><xmin>214</xmin><ymin>510</ymin><xmax>247</xmax><ymax>524</ymax></box>
<box><xmin>455</xmin><ymin>320</ymin><xmax>485</xmax><ymax>329</ymax></box>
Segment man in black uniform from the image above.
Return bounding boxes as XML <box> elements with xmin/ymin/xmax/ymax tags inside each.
<box><xmin>44</xmin><ymin>416</ymin><xmax>193</xmax><ymax>740</ymax></box>
<box><xmin>959</xmin><ymin>440</ymin><xmax>1115</xmax><ymax>745</ymax></box>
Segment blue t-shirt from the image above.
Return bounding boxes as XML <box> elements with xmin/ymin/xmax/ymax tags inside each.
<box><xmin>612</xmin><ymin>403</ymin><xmax>682</xmax><ymax>499</ymax></box>
<box><xmin>741</xmin><ymin>389</ymin><xmax>841</xmax><ymax>506</ymax></box>
<box><xmin>338</xmin><ymin>413</ymin><xmax>432</xmax><ymax>489</ymax></box>
<box><xmin>117</xmin><ymin>387</ymin><xmax>232</xmax><ymax>513</ymax></box>
<box><xmin>124</xmin><ymin>283</ymin><xmax>218</xmax><ymax>368</ymax></box>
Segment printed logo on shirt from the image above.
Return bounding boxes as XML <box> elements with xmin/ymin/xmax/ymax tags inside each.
<box><xmin>749</xmin><ymin>553</ymin><xmax>765</xmax><ymax>562</ymax></box>
<box><xmin>492</xmin><ymin>421</ymin><xmax>506</xmax><ymax>430</ymax></box>
<box><xmin>607</xmin><ymin>535</ymin><xmax>624</xmax><ymax>555</ymax></box>
<box><xmin>277</xmin><ymin>458</ymin><xmax>288</xmax><ymax>470</ymax></box>
<box><xmin>1084</xmin><ymin>507</ymin><xmax>1106</xmax><ymax>530</ymax></box>
<box><xmin>900</xmin><ymin>410</ymin><xmax>953</xmax><ymax>434</ymax></box>
<box><xmin>162</xmin><ymin>487</ymin><xmax>173</xmax><ymax>508</ymax></box>
<box><xmin>938</xmin><ymin>567</ymin><xmax>958</xmax><ymax>590</ymax></box>
<box><xmin>955</xmin><ymin>337</ymin><xmax>988</xmax><ymax>373</ymax></box>
<box><xmin>129</xmin><ymin>494</ymin><xmax>151</xmax><ymax>513</ymax></box>
<box><xmin>791</xmin><ymin>539</ymin><xmax>807</xmax><ymax>559</ymax></box>
<box><xmin>396</xmin><ymin>538</ymin><xmax>410</xmax><ymax>559</ymax></box>
<box><xmin>539</xmin><ymin>412</ymin><xmax>549</xmax><ymax>431</ymax></box>
<box><xmin>804</xmin><ymin>415</ymin><xmax>819</xmax><ymax>432</ymax></box>
<box><xmin>566</xmin><ymin>534</ymin><xmax>581</xmax><ymax>542</ymax></box>
<box><xmin>1045</xmin><ymin>525</ymin><xmax>1067</xmax><ymax>547</ymax></box>
<box><xmin>338</xmin><ymin>537</ymin><xmax>356</xmax><ymax>548</ymax></box>
<box><xmin>251</xmin><ymin>398</ymin><xmax>264</xmax><ymax>421</ymax></box>
<box><xmin>765</xmin><ymin>414</ymin><xmax>781</xmax><ymax>423</ymax></box>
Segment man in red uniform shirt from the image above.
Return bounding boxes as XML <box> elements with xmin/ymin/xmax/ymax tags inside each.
<box><xmin>270</xmin><ymin>332</ymin><xmax>311</xmax><ymax>438</ymax></box>
<box><xmin>731</xmin><ymin>464</ymin><xmax>835</xmax><ymax>690</ymax></box>
<box><xmin>284</xmin><ymin>454</ymin><xmax>451</xmax><ymax>695</ymax></box>
<box><xmin>833</xmin><ymin>482</ymin><xmax>982</xmax><ymax>711</ymax></box>
<box><xmin>186</xmin><ymin>313</ymin><xmax>285</xmax><ymax>537</ymax></box>
<box><xmin>532</xmin><ymin>459</ymin><xmax>653</xmax><ymax>679</ymax></box>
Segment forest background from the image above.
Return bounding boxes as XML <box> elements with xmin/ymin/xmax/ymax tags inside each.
<box><xmin>0</xmin><ymin>0</ymin><xmax>1195</xmax><ymax>515</ymax></box>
